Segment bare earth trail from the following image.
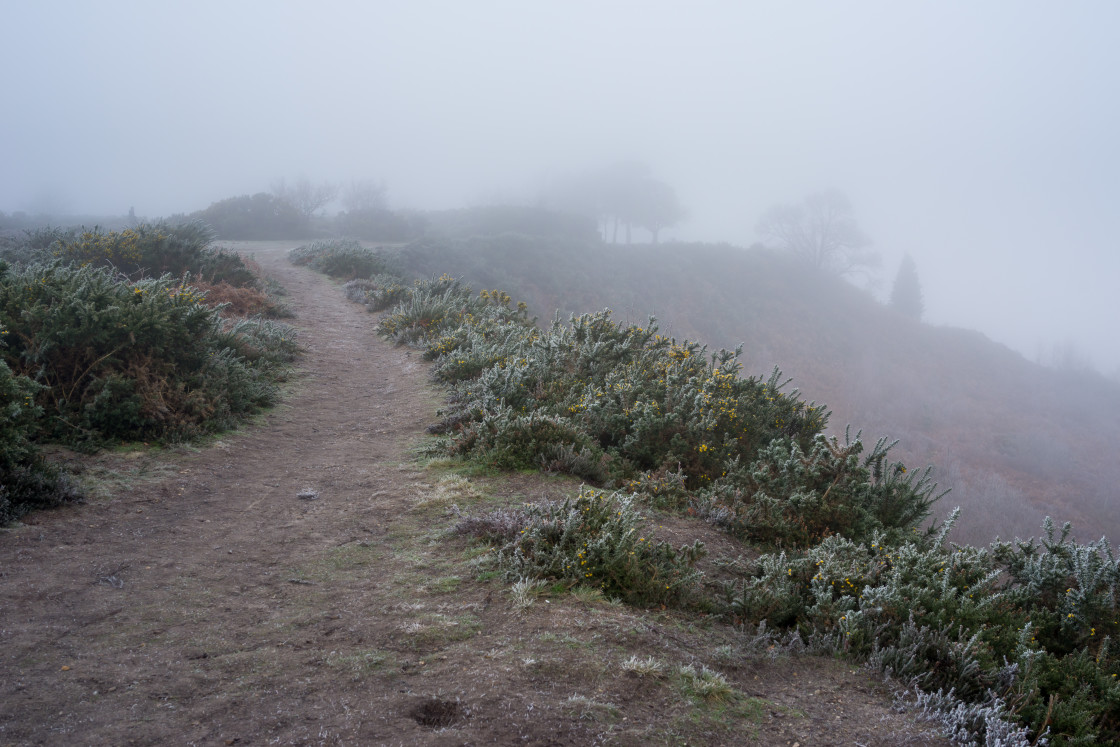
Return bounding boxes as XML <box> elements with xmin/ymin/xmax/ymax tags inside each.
<box><xmin>0</xmin><ymin>243</ymin><xmax>946</xmax><ymax>746</ymax></box>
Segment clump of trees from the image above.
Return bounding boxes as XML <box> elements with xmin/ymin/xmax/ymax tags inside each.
<box><xmin>757</xmin><ymin>190</ymin><xmax>878</xmax><ymax>277</ymax></box>
<box><xmin>340</xmin><ymin>179</ymin><xmax>388</xmax><ymax>213</ymax></box>
<box><xmin>542</xmin><ymin>161</ymin><xmax>687</xmax><ymax>244</ymax></box>
<box><xmin>185</xmin><ymin>167</ymin><xmax>688</xmax><ymax>246</ymax></box>
<box><xmin>270</xmin><ymin>177</ymin><xmax>339</xmax><ymax>220</ymax></box>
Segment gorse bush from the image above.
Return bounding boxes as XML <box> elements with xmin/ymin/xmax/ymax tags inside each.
<box><xmin>1</xmin><ymin>227</ymin><xmax>296</xmax><ymax>524</ymax></box>
<box><xmin>377</xmin><ymin>275</ymin><xmax>530</xmax><ymax>346</ymax></box>
<box><xmin>288</xmin><ymin>239</ymin><xmax>393</xmax><ymax>280</ymax></box>
<box><xmin>0</xmin><ymin>343</ymin><xmax>80</xmax><ymax>523</ymax></box>
<box><xmin>376</xmin><ymin>275</ymin><xmax>833</xmax><ymax>496</ymax></box>
<box><xmin>46</xmin><ymin>221</ymin><xmax>257</xmax><ymax>286</ymax></box>
<box><xmin>726</xmin><ymin>517</ymin><xmax>1120</xmax><ymax>744</ymax></box>
<box><xmin>697</xmin><ymin>429</ymin><xmax>945</xmax><ymax>548</ymax></box>
<box><xmin>0</xmin><ymin>261</ymin><xmax>295</xmax><ymax>447</ymax></box>
<box><xmin>343</xmin><ymin>276</ymin><xmax>410</xmax><ymax>311</ymax></box>
<box><xmin>457</xmin><ymin>486</ymin><xmax>705</xmax><ymax>607</ymax></box>
<box><xmin>372</xmin><ymin>274</ymin><xmax>934</xmax><ymax>547</ymax></box>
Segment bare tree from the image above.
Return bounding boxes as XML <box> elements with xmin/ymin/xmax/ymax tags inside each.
<box><xmin>341</xmin><ymin>179</ymin><xmax>388</xmax><ymax>213</ymax></box>
<box><xmin>271</xmin><ymin>176</ymin><xmax>338</xmax><ymax>219</ymax></box>
<box><xmin>757</xmin><ymin>190</ymin><xmax>877</xmax><ymax>276</ymax></box>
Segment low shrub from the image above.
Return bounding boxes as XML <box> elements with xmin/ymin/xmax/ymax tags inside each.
<box><xmin>288</xmin><ymin>239</ymin><xmax>393</xmax><ymax>279</ymax></box>
<box><xmin>624</xmin><ymin>467</ymin><xmax>690</xmax><ymax>510</ymax></box>
<box><xmin>190</xmin><ymin>280</ymin><xmax>281</xmax><ymax>318</ymax></box>
<box><xmin>194</xmin><ymin>246</ymin><xmax>258</xmax><ymax>287</ymax></box>
<box><xmin>212</xmin><ymin>316</ymin><xmax>301</xmax><ymax>376</ymax></box>
<box><xmin>0</xmin><ymin>261</ymin><xmax>296</xmax><ymax>447</ymax></box>
<box><xmin>457</xmin><ymin>487</ymin><xmax>705</xmax><ymax>607</ymax></box>
<box><xmin>697</xmin><ymin>431</ymin><xmax>944</xmax><ymax>548</ymax></box>
<box><xmin>188</xmin><ymin>193</ymin><xmax>306</xmax><ymax>240</ymax></box>
<box><xmin>343</xmin><ymin>274</ymin><xmax>410</xmax><ymax>310</ymax></box>
<box><xmin>423</xmin><ymin>306</ymin><xmax>825</xmax><ymax>491</ymax></box>
<box><xmin>47</xmin><ymin>221</ymin><xmax>256</xmax><ymax>285</ymax></box>
<box><xmin>377</xmin><ymin>275</ymin><xmax>530</xmax><ymax>345</ymax></box>
<box><xmin>0</xmin><ymin>353</ymin><xmax>81</xmax><ymax>523</ymax></box>
<box><xmin>724</xmin><ymin>517</ymin><xmax>1120</xmax><ymax>743</ymax></box>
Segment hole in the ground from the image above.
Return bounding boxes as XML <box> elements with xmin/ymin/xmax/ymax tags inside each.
<box><xmin>410</xmin><ymin>697</ymin><xmax>468</xmax><ymax>728</ymax></box>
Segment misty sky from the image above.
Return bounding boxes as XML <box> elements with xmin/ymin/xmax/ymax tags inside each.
<box><xmin>3</xmin><ymin>1</ymin><xmax>1119</xmax><ymax>371</ymax></box>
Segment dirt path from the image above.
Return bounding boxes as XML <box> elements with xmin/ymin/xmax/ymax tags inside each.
<box><xmin>0</xmin><ymin>243</ymin><xmax>946</xmax><ymax>746</ymax></box>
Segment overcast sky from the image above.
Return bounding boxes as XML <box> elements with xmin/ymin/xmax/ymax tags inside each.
<box><xmin>3</xmin><ymin>1</ymin><xmax>1118</xmax><ymax>371</ymax></box>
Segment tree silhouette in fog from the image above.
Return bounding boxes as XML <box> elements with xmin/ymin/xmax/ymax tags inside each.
<box><xmin>340</xmin><ymin>179</ymin><xmax>388</xmax><ymax>213</ymax></box>
<box><xmin>543</xmin><ymin>161</ymin><xmax>685</xmax><ymax>244</ymax></box>
<box><xmin>271</xmin><ymin>177</ymin><xmax>338</xmax><ymax>219</ymax></box>
<box><xmin>757</xmin><ymin>190</ymin><xmax>877</xmax><ymax>276</ymax></box>
<box><xmin>889</xmin><ymin>253</ymin><xmax>924</xmax><ymax>320</ymax></box>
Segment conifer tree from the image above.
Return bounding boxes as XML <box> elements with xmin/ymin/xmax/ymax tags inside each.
<box><xmin>889</xmin><ymin>253</ymin><xmax>924</xmax><ymax>320</ymax></box>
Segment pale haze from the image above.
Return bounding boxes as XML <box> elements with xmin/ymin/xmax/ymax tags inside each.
<box><xmin>3</xmin><ymin>1</ymin><xmax>1118</xmax><ymax>372</ymax></box>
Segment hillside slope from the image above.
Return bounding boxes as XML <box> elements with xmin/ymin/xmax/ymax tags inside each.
<box><xmin>400</xmin><ymin>236</ymin><xmax>1120</xmax><ymax>545</ymax></box>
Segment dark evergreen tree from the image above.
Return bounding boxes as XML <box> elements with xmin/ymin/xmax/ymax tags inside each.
<box><xmin>889</xmin><ymin>253</ymin><xmax>924</xmax><ymax>320</ymax></box>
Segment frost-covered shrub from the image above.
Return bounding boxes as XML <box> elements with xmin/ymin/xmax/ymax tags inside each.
<box><xmin>0</xmin><ymin>354</ymin><xmax>80</xmax><ymax>523</ymax></box>
<box><xmin>288</xmin><ymin>239</ymin><xmax>392</xmax><ymax>279</ymax></box>
<box><xmin>391</xmin><ymin>291</ymin><xmax>826</xmax><ymax>491</ymax></box>
<box><xmin>377</xmin><ymin>276</ymin><xmax>529</xmax><ymax>345</ymax></box>
<box><xmin>625</xmin><ymin>467</ymin><xmax>691</xmax><ymax>510</ymax></box>
<box><xmin>697</xmin><ymin>430</ymin><xmax>944</xmax><ymax>548</ymax></box>
<box><xmin>48</xmin><ymin>221</ymin><xmax>256</xmax><ymax>286</ymax></box>
<box><xmin>905</xmin><ymin>685</ymin><xmax>1038</xmax><ymax>746</ymax></box>
<box><xmin>343</xmin><ymin>274</ymin><xmax>410</xmax><ymax>310</ymax></box>
<box><xmin>458</xmin><ymin>487</ymin><xmax>704</xmax><ymax>607</ymax></box>
<box><xmin>0</xmin><ymin>262</ymin><xmax>296</xmax><ymax>446</ymax></box>
<box><xmin>727</xmin><ymin>516</ymin><xmax>1120</xmax><ymax>744</ymax></box>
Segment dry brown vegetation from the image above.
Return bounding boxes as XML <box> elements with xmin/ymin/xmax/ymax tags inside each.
<box><xmin>189</xmin><ymin>279</ymin><xmax>277</xmax><ymax>318</ymax></box>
